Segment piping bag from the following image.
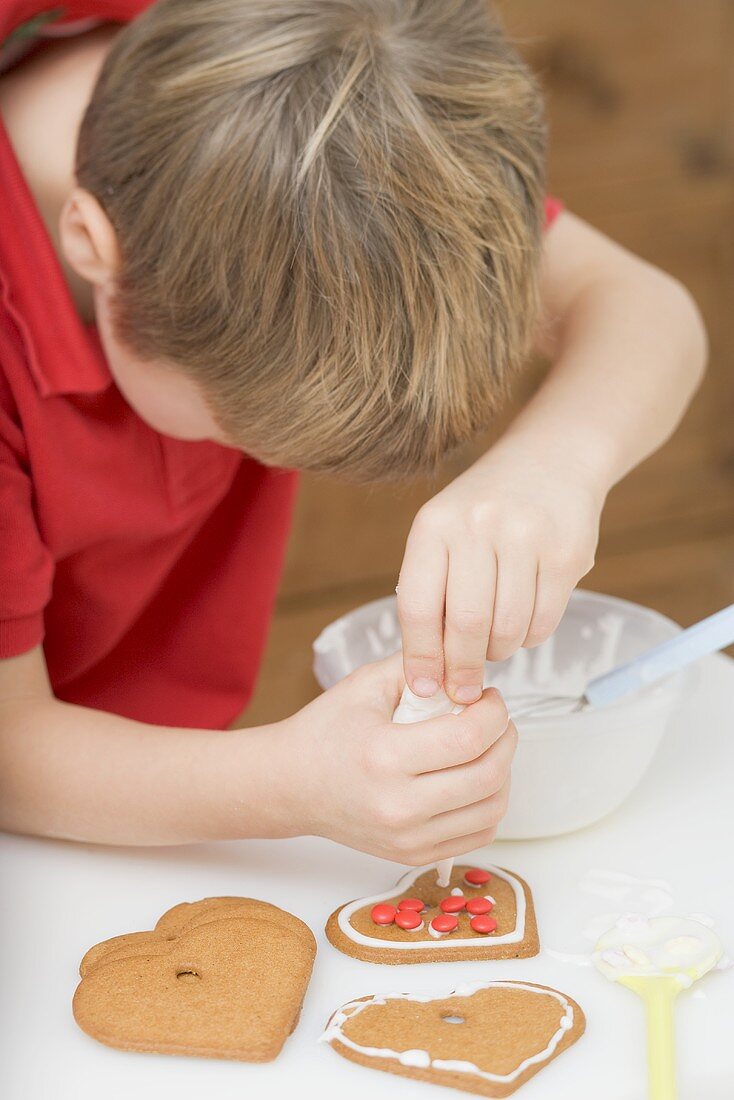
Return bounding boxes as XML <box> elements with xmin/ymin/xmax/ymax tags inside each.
<box><xmin>392</xmin><ymin>686</ymin><xmax>464</xmax><ymax>887</ymax></box>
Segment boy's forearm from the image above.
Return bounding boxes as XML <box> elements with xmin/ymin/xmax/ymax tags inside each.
<box><xmin>0</xmin><ymin>697</ymin><xmax>301</xmax><ymax>845</ymax></box>
<box><xmin>500</xmin><ymin>263</ymin><xmax>707</xmax><ymax>495</ymax></box>
<box><xmin>492</xmin><ymin>213</ymin><xmax>708</xmax><ymax>498</ymax></box>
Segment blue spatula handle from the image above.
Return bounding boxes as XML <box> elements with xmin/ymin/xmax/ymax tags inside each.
<box><xmin>585</xmin><ymin>603</ymin><xmax>734</xmax><ymax>709</ymax></box>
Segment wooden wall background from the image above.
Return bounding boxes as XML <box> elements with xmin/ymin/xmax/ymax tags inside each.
<box><xmin>242</xmin><ymin>0</ymin><xmax>734</xmax><ymax>727</ymax></box>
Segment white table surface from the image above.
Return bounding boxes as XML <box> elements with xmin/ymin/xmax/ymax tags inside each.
<box><xmin>2</xmin><ymin>655</ymin><xmax>733</xmax><ymax>1100</ymax></box>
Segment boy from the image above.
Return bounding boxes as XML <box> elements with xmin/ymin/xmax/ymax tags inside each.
<box><xmin>0</xmin><ymin>0</ymin><xmax>705</xmax><ymax>862</ymax></box>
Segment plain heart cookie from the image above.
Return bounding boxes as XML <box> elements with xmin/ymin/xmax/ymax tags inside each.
<box><xmin>321</xmin><ymin>980</ymin><xmax>586</xmax><ymax>1097</ymax></box>
<box><xmin>326</xmin><ymin>864</ymin><xmax>539</xmax><ymax>963</ymax></box>
<box><xmin>74</xmin><ymin>900</ymin><xmax>316</xmax><ymax>1061</ymax></box>
<box><xmin>79</xmin><ymin>896</ymin><xmax>313</xmax><ymax>976</ymax></box>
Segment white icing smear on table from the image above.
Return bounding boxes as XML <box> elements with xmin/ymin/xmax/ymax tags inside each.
<box><xmin>579</xmin><ymin>869</ymin><xmax>675</xmax><ymax>916</ymax></box>
<box><xmin>545</xmin><ymin>869</ymin><xmax>678</xmax><ymax>966</ymax></box>
<box><xmin>320</xmin><ymin>981</ymin><xmax>574</xmax><ymax>1085</ymax></box>
<box><xmin>544</xmin><ymin>948</ymin><xmax>594</xmax><ymax>968</ymax></box>
<box><xmin>337</xmin><ymin>865</ymin><xmax>526</xmax><ymax>951</ymax></box>
<box><xmin>545</xmin><ymin>869</ymin><xmax>729</xmax><ymax>979</ymax></box>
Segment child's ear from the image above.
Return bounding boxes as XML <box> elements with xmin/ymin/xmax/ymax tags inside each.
<box><xmin>59</xmin><ymin>188</ymin><xmax>121</xmax><ymax>286</ymax></box>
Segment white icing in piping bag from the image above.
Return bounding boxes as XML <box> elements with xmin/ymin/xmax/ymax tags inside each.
<box><xmin>435</xmin><ymin>860</ymin><xmax>453</xmax><ymax>887</ymax></box>
<box><xmin>393</xmin><ymin>686</ymin><xmax>464</xmax><ymax>887</ymax></box>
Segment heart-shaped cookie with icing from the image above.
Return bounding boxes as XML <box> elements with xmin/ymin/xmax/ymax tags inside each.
<box><xmin>74</xmin><ymin>901</ymin><xmax>316</xmax><ymax>1061</ymax></box>
<box><xmin>321</xmin><ymin>980</ymin><xmax>585</xmax><ymax>1097</ymax></box>
<box><xmin>326</xmin><ymin>864</ymin><xmax>539</xmax><ymax>963</ymax></box>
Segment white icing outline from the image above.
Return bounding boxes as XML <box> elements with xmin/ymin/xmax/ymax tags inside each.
<box><xmin>338</xmin><ymin>865</ymin><xmax>526</xmax><ymax>951</ymax></box>
<box><xmin>320</xmin><ymin>981</ymin><xmax>574</xmax><ymax>1084</ymax></box>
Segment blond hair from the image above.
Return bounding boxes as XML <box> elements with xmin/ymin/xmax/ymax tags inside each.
<box><xmin>77</xmin><ymin>0</ymin><xmax>547</xmax><ymax>481</ymax></box>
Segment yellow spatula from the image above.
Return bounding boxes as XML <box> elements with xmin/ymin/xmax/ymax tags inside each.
<box><xmin>593</xmin><ymin>915</ymin><xmax>723</xmax><ymax>1100</ymax></box>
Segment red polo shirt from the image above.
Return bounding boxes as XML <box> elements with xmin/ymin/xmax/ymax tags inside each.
<box><xmin>0</xmin><ymin>1</ymin><xmax>563</xmax><ymax>729</ymax></box>
<box><xmin>0</xmin><ymin>0</ymin><xmax>300</xmax><ymax>728</ymax></box>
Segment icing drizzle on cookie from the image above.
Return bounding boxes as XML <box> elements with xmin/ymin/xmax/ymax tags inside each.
<box><xmin>337</xmin><ymin>865</ymin><xmax>526</xmax><ymax>951</ymax></box>
<box><xmin>320</xmin><ymin>981</ymin><xmax>574</xmax><ymax>1084</ymax></box>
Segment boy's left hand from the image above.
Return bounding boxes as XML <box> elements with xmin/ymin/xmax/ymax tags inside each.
<box><xmin>397</xmin><ymin>444</ymin><xmax>604</xmax><ymax>705</ymax></box>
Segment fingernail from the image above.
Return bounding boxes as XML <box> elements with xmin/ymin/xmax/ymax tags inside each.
<box><xmin>412</xmin><ymin>677</ymin><xmax>438</xmax><ymax>697</ymax></box>
<box><xmin>454</xmin><ymin>685</ymin><xmax>482</xmax><ymax>704</ymax></box>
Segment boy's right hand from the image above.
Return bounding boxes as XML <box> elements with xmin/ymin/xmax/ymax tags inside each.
<box><xmin>283</xmin><ymin>655</ymin><xmax>516</xmax><ymax>865</ymax></box>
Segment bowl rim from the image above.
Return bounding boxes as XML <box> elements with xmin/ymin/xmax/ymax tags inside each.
<box><xmin>312</xmin><ymin>591</ymin><xmax>400</xmax><ymax>652</ymax></box>
<box><xmin>313</xmin><ymin>588</ymin><xmax>688</xmax><ymax>733</ymax></box>
<box><xmin>507</xmin><ymin>589</ymin><xmax>686</xmax><ymax>733</ymax></box>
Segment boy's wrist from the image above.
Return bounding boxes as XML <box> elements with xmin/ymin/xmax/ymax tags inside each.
<box><xmin>212</xmin><ymin>717</ymin><xmax>309</xmax><ymax>842</ymax></box>
<box><xmin>493</xmin><ymin>416</ymin><xmax>618</xmax><ymax>500</ymax></box>
<box><xmin>477</xmin><ymin>420</ymin><xmax>616</xmax><ymax>503</ymax></box>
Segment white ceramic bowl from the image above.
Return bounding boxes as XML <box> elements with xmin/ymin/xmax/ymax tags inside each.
<box><xmin>313</xmin><ymin>590</ymin><xmax>692</xmax><ymax>838</ymax></box>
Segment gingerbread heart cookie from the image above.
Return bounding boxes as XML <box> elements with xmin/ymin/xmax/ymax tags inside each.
<box><xmin>79</xmin><ymin>896</ymin><xmax>312</xmax><ymax>976</ymax></box>
<box><xmin>74</xmin><ymin>900</ymin><xmax>316</xmax><ymax>1061</ymax></box>
<box><xmin>326</xmin><ymin>864</ymin><xmax>538</xmax><ymax>963</ymax></box>
<box><xmin>321</xmin><ymin>980</ymin><xmax>585</xmax><ymax>1097</ymax></box>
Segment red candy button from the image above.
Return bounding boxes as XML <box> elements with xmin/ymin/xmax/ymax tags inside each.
<box><xmin>440</xmin><ymin>896</ymin><xmax>467</xmax><ymax>913</ymax></box>
<box><xmin>430</xmin><ymin>914</ymin><xmax>459</xmax><ymax>934</ymax></box>
<box><xmin>395</xmin><ymin>910</ymin><xmax>423</xmax><ymax>931</ymax></box>
<box><xmin>470</xmin><ymin>914</ymin><xmax>498</xmax><ymax>935</ymax></box>
<box><xmin>371</xmin><ymin>903</ymin><xmax>397</xmax><ymax>925</ymax></box>
<box><xmin>398</xmin><ymin>898</ymin><xmax>425</xmax><ymax>912</ymax></box>
<box><xmin>464</xmin><ymin>868</ymin><xmax>492</xmax><ymax>886</ymax></box>
<box><xmin>466</xmin><ymin>897</ymin><xmax>494</xmax><ymax>915</ymax></box>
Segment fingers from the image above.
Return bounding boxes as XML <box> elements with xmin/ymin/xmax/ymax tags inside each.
<box><xmin>374</xmin><ymin>824</ymin><xmax>501</xmax><ymax>870</ymax></box>
<box><xmin>365</xmin><ymin>705</ymin><xmax>516</xmax><ymax>866</ymax></box>
<box><xmin>419</xmin><ymin>722</ymin><xmax>518</xmax><ymax>813</ymax></box>
<box><xmin>393</xmin><ymin>688</ymin><xmax>510</xmax><ymax>775</ymax></box>
<box><xmin>426</xmin><ymin>776</ymin><xmax>511</xmax><ymax>844</ymax></box>
<box><xmin>430</xmin><ymin>825</ymin><xmax>499</xmax><ymax>862</ymax></box>
<box><xmin>443</xmin><ymin>544</ymin><xmax>496</xmax><ymax>705</ymax></box>
<box><xmin>524</xmin><ymin>568</ymin><xmax>572</xmax><ymax>649</ymax></box>
<box><xmin>397</xmin><ymin>519</ymin><xmax>448</xmax><ymax>698</ymax></box>
<box><xmin>486</xmin><ymin>549</ymin><xmax>537</xmax><ymax>662</ymax></box>
<box><xmin>348</xmin><ymin>651</ymin><xmax>405</xmax><ymax>715</ymax></box>
<box><xmin>379</xmin><ymin>778</ymin><xmax>510</xmax><ymax>867</ymax></box>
